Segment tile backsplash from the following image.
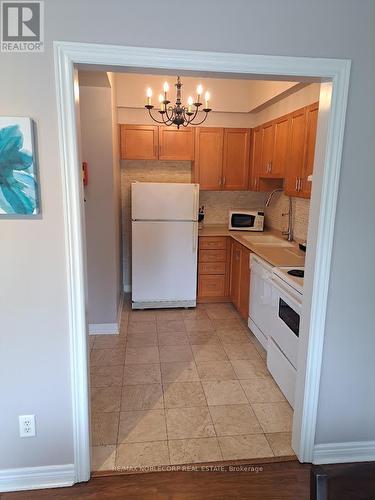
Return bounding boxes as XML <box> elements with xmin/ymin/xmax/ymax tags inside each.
<box><xmin>264</xmin><ymin>191</ymin><xmax>310</xmax><ymax>242</ymax></box>
<box><xmin>200</xmin><ymin>191</ymin><xmax>266</xmax><ymax>225</ymax></box>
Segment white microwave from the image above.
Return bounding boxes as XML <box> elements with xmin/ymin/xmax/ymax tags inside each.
<box><xmin>229</xmin><ymin>210</ymin><xmax>264</xmax><ymax>231</ymax></box>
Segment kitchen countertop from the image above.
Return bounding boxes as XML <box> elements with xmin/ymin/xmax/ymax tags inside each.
<box><xmin>198</xmin><ymin>224</ymin><xmax>305</xmax><ymax>268</ymax></box>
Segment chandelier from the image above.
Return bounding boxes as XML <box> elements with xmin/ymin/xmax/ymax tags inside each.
<box><xmin>145</xmin><ymin>76</ymin><xmax>212</xmax><ymax>129</ymax></box>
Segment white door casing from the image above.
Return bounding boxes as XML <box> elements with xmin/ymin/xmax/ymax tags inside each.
<box><xmin>53</xmin><ymin>41</ymin><xmax>351</xmax><ymax>482</ymax></box>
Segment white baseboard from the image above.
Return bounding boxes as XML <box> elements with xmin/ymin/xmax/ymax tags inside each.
<box><xmin>0</xmin><ymin>464</ymin><xmax>75</xmax><ymax>493</ymax></box>
<box><xmin>313</xmin><ymin>440</ymin><xmax>375</xmax><ymax>464</ymax></box>
<box><xmin>89</xmin><ymin>291</ymin><xmax>124</xmax><ymax>335</ymax></box>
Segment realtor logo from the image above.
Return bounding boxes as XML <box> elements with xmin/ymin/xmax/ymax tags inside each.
<box><xmin>1</xmin><ymin>1</ymin><xmax>44</xmax><ymax>52</ymax></box>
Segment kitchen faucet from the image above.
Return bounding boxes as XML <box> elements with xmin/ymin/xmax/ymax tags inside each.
<box><xmin>265</xmin><ymin>189</ymin><xmax>294</xmax><ymax>242</ymax></box>
<box><xmin>282</xmin><ymin>197</ymin><xmax>294</xmax><ymax>242</ymax></box>
<box><xmin>265</xmin><ymin>188</ymin><xmax>283</xmax><ymax>207</ymax></box>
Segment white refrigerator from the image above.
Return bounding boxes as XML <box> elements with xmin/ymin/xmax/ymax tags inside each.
<box><xmin>131</xmin><ymin>182</ymin><xmax>199</xmax><ymax>309</ymax></box>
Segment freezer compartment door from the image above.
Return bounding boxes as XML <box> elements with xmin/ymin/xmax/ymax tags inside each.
<box><xmin>132</xmin><ymin>221</ymin><xmax>198</xmax><ymax>303</ymax></box>
<box><xmin>132</xmin><ymin>182</ymin><xmax>199</xmax><ymax>221</ymax></box>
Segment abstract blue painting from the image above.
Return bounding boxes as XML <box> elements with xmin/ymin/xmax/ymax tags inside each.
<box><xmin>0</xmin><ymin>117</ymin><xmax>39</xmax><ymax>216</ymax></box>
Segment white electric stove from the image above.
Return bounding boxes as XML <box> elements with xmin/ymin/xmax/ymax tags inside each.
<box><xmin>272</xmin><ymin>266</ymin><xmax>304</xmax><ymax>296</ymax></box>
<box><xmin>266</xmin><ymin>265</ymin><xmax>305</xmax><ymax>409</ymax></box>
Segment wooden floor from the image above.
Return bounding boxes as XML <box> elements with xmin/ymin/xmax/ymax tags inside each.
<box><xmin>2</xmin><ymin>461</ymin><xmax>310</xmax><ymax>500</ymax></box>
<box><xmin>2</xmin><ymin>460</ymin><xmax>375</xmax><ymax>499</ymax></box>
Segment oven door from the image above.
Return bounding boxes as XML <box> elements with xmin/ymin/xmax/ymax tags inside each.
<box><xmin>270</xmin><ymin>276</ymin><xmax>302</xmax><ymax>368</ymax></box>
<box><xmin>230</xmin><ymin>213</ymin><xmax>256</xmax><ymax>230</ymax></box>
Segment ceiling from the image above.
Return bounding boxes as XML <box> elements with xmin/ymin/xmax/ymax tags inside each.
<box><xmin>114</xmin><ymin>73</ymin><xmax>306</xmax><ymax>114</ymax></box>
<box><xmin>78</xmin><ymin>70</ymin><xmax>308</xmax><ymax>114</ymax></box>
<box><xmin>78</xmin><ymin>71</ymin><xmax>110</xmax><ymax>88</ymax></box>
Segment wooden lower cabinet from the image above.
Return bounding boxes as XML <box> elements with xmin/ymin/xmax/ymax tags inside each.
<box><xmin>198</xmin><ymin>275</ymin><xmax>226</xmax><ymax>299</ymax></box>
<box><xmin>197</xmin><ymin>236</ymin><xmax>231</xmax><ymax>302</ymax></box>
<box><xmin>230</xmin><ymin>240</ymin><xmax>242</xmax><ymax>309</ymax></box>
<box><xmin>230</xmin><ymin>239</ymin><xmax>252</xmax><ymax>321</ymax></box>
<box><xmin>197</xmin><ymin>235</ymin><xmax>251</xmax><ymax>316</ymax></box>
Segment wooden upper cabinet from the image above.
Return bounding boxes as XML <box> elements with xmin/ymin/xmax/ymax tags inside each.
<box><xmin>158</xmin><ymin>127</ymin><xmax>194</xmax><ymax>161</ymax></box>
<box><xmin>271</xmin><ymin>114</ymin><xmax>290</xmax><ymax>177</ymax></box>
<box><xmin>301</xmin><ymin>102</ymin><xmax>319</xmax><ymax>198</ymax></box>
<box><xmin>193</xmin><ymin>127</ymin><xmax>224</xmax><ymax>190</ymax></box>
<box><xmin>260</xmin><ymin>122</ymin><xmax>275</xmax><ymax>176</ymax></box>
<box><xmin>222</xmin><ymin>128</ymin><xmax>250</xmax><ymax>190</ymax></box>
<box><xmin>285</xmin><ymin>107</ymin><xmax>307</xmax><ymax>196</ymax></box>
<box><xmin>120</xmin><ymin>125</ymin><xmax>158</xmax><ymax>160</ymax></box>
<box><xmin>249</xmin><ymin>127</ymin><xmax>261</xmax><ymax>190</ymax></box>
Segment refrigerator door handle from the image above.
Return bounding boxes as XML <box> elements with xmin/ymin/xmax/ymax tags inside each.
<box><xmin>193</xmin><ymin>223</ymin><xmax>198</xmax><ymax>254</ymax></box>
<box><xmin>193</xmin><ymin>185</ymin><xmax>199</xmax><ymax>221</ymax></box>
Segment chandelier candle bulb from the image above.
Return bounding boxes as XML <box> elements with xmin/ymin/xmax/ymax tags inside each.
<box><xmin>146</xmin><ymin>88</ymin><xmax>152</xmax><ymax>106</ymax></box>
<box><xmin>196</xmin><ymin>84</ymin><xmax>203</xmax><ymax>102</ymax></box>
<box><xmin>187</xmin><ymin>96</ymin><xmax>193</xmax><ymax>113</ymax></box>
<box><xmin>158</xmin><ymin>93</ymin><xmax>164</xmax><ymax>112</ymax></box>
<box><xmin>205</xmin><ymin>91</ymin><xmax>210</xmax><ymax>109</ymax></box>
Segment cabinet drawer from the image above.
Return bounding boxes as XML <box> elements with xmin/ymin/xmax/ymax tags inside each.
<box><xmin>199</xmin><ymin>262</ymin><xmax>226</xmax><ymax>275</ymax></box>
<box><xmin>199</xmin><ymin>237</ymin><xmax>227</xmax><ymax>250</ymax></box>
<box><xmin>198</xmin><ymin>275</ymin><xmax>226</xmax><ymax>298</ymax></box>
<box><xmin>199</xmin><ymin>249</ymin><xmax>227</xmax><ymax>262</ymax></box>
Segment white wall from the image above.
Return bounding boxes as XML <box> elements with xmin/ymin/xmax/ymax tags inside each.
<box><xmin>79</xmin><ymin>80</ymin><xmax>121</xmax><ymax>327</ymax></box>
<box><xmin>117</xmin><ymin>80</ymin><xmax>318</xmax><ymax>128</ymax></box>
<box><xmin>118</xmin><ymin>107</ymin><xmax>255</xmax><ymax>127</ymax></box>
<box><xmin>0</xmin><ymin>0</ymin><xmax>374</xmax><ymax>475</ymax></box>
<box><xmin>252</xmin><ymin>83</ymin><xmax>320</xmax><ymax>126</ymax></box>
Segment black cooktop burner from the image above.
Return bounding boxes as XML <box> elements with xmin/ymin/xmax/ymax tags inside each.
<box><xmin>288</xmin><ymin>269</ymin><xmax>304</xmax><ymax>278</ymax></box>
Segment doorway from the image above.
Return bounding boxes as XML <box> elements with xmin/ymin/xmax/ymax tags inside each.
<box><xmin>54</xmin><ymin>42</ymin><xmax>350</xmax><ymax>481</ymax></box>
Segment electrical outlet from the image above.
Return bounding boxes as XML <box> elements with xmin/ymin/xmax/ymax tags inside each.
<box><xmin>19</xmin><ymin>415</ymin><xmax>36</xmax><ymax>438</ymax></box>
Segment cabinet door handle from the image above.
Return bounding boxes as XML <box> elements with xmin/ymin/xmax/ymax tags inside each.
<box><xmin>298</xmin><ymin>178</ymin><xmax>302</xmax><ymax>191</ymax></box>
<box><xmin>223</xmin><ymin>176</ymin><xmax>226</xmax><ymax>186</ymax></box>
<box><xmin>295</xmin><ymin>178</ymin><xmax>298</xmax><ymax>191</ymax></box>
<box><xmin>219</xmin><ymin>177</ymin><xmax>222</xmax><ymax>186</ymax></box>
<box><xmin>269</xmin><ymin>161</ymin><xmax>272</xmax><ymax>173</ymax></box>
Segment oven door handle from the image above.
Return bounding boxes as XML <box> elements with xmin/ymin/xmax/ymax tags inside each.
<box><xmin>271</xmin><ymin>277</ymin><xmax>302</xmax><ymax>309</ymax></box>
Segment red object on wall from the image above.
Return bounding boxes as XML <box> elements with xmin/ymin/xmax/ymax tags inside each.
<box><xmin>82</xmin><ymin>161</ymin><xmax>88</xmax><ymax>185</ymax></box>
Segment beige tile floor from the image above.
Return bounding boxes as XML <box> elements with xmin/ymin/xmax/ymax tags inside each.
<box><xmin>89</xmin><ymin>298</ymin><xmax>294</xmax><ymax>471</ymax></box>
